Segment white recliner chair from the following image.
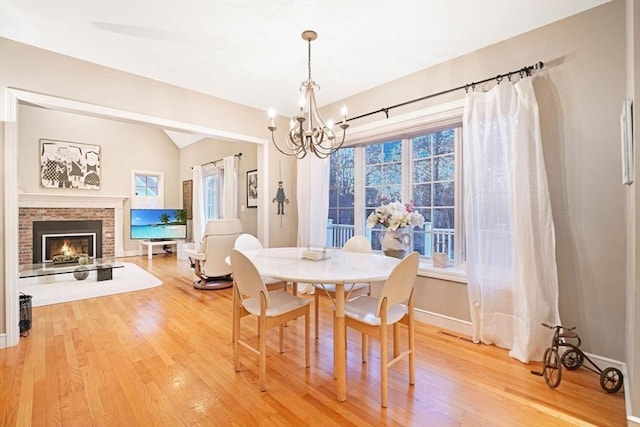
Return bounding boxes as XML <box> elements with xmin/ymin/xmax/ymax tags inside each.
<box><xmin>185</xmin><ymin>219</ymin><xmax>242</xmax><ymax>290</ymax></box>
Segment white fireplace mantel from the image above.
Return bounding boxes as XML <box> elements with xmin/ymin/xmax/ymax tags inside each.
<box><xmin>18</xmin><ymin>193</ymin><xmax>129</xmax><ymax>257</ymax></box>
<box><xmin>18</xmin><ymin>193</ymin><xmax>128</xmax><ymax>208</ymax></box>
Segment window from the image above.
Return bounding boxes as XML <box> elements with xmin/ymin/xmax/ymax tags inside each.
<box><xmin>327</xmin><ymin>106</ymin><xmax>463</xmax><ymax>266</ymax></box>
<box><xmin>203</xmin><ymin>166</ymin><xmax>221</xmax><ymax>221</ymax></box>
<box><xmin>131</xmin><ymin>171</ymin><xmax>164</xmax><ymax>208</ymax></box>
<box><xmin>328</xmin><ymin>147</ymin><xmax>355</xmax><ymax>246</ymax></box>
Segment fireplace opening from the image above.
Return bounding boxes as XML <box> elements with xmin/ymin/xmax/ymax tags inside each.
<box><xmin>44</xmin><ymin>233</ymin><xmax>95</xmax><ymax>263</ymax></box>
<box><xmin>33</xmin><ymin>220</ymin><xmax>102</xmax><ymax>263</ymax></box>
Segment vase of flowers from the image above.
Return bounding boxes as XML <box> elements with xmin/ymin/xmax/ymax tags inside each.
<box><xmin>366</xmin><ymin>200</ymin><xmax>425</xmax><ymax>259</ymax></box>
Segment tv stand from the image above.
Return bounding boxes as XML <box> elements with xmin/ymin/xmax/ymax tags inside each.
<box><xmin>139</xmin><ymin>240</ymin><xmax>179</xmax><ymax>260</ymax></box>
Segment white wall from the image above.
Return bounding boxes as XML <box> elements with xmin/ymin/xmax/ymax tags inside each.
<box><xmin>325</xmin><ymin>0</ymin><xmax>628</xmax><ymax>361</ymax></box>
<box><xmin>18</xmin><ymin>105</ymin><xmax>181</xmax><ymax>253</ymax></box>
<box><xmin>179</xmin><ymin>138</ymin><xmax>259</xmax><ymax>238</ymax></box>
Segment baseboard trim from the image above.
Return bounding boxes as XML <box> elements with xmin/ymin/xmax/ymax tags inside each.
<box><xmin>414</xmin><ymin>308</ymin><xmax>472</xmax><ymax>337</ymax></box>
<box><xmin>0</xmin><ymin>333</ymin><xmax>6</xmax><ymax>349</ymax></box>
<box><xmin>412</xmin><ymin>311</ymin><xmax>635</xmax><ymax>422</ymax></box>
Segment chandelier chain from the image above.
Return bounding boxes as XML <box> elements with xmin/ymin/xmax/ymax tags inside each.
<box><xmin>308</xmin><ymin>38</ymin><xmax>312</xmax><ymax>83</ymax></box>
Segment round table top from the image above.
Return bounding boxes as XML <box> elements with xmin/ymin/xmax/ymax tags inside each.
<box><xmin>241</xmin><ymin>247</ymin><xmax>400</xmax><ymax>284</ymax></box>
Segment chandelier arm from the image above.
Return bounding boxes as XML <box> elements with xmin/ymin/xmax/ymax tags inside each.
<box><xmin>271</xmin><ymin>128</ymin><xmax>308</xmax><ymax>158</ymax></box>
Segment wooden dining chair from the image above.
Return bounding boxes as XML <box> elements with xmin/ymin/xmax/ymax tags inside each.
<box><xmin>230</xmin><ymin>249</ymin><xmax>311</xmax><ymax>392</ymax></box>
<box><xmin>313</xmin><ymin>235</ymin><xmax>372</xmax><ymax>339</ymax></box>
<box><xmin>342</xmin><ymin>251</ymin><xmax>419</xmax><ymax>407</ymax></box>
<box><xmin>234</xmin><ymin>234</ymin><xmax>288</xmax><ymax>292</ymax></box>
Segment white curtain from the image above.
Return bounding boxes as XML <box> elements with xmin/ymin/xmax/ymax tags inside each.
<box><xmin>192</xmin><ymin>165</ymin><xmax>206</xmax><ymax>245</ymax></box>
<box><xmin>221</xmin><ymin>155</ymin><xmax>238</xmax><ymax>219</ymax></box>
<box><xmin>296</xmin><ymin>155</ymin><xmax>330</xmax><ymax>247</ymax></box>
<box><xmin>463</xmin><ymin>77</ymin><xmax>560</xmax><ymax>363</ymax></box>
<box><xmin>296</xmin><ymin>155</ymin><xmax>330</xmax><ymax>294</ymax></box>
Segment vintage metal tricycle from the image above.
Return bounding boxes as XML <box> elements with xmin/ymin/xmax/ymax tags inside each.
<box><xmin>531</xmin><ymin>323</ymin><xmax>623</xmax><ymax>393</ymax></box>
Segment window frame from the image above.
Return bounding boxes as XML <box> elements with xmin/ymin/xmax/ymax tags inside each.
<box><xmin>131</xmin><ymin>170</ymin><xmax>165</xmax><ymax>209</ymax></box>
<box><xmin>334</xmin><ymin>99</ymin><xmax>466</xmax><ymax>271</ymax></box>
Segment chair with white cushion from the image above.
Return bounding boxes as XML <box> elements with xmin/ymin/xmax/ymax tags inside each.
<box><xmin>234</xmin><ymin>234</ymin><xmax>287</xmax><ymax>292</ymax></box>
<box><xmin>230</xmin><ymin>249</ymin><xmax>311</xmax><ymax>392</ymax></box>
<box><xmin>184</xmin><ymin>219</ymin><xmax>242</xmax><ymax>290</ymax></box>
<box><xmin>342</xmin><ymin>251</ymin><xmax>419</xmax><ymax>407</ymax></box>
<box><xmin>313</xmin><ymin>235</ymin><xmax>372</xmax><ymax>339</ymax></box>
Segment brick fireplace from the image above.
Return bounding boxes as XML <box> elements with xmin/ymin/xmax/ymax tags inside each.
<box><xmin>18</xmin><ymin>194</ymin><xmax>127</xmax><ymax>265</ymax></box>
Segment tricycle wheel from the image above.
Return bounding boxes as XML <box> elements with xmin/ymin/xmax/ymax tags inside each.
<box><xmin>561</xmin><ymin>349</ymin><xmax>583</xmax><ymax>370</ymax></box>
<box><xmin>600</xmin><ymin>367</ymin><xmax>623</xmax><ymax>393</ymax></box>
<box><xmin>542</xmin><ymin>348</ymin><xmax>562</xmax><ymax>388</ymax></box>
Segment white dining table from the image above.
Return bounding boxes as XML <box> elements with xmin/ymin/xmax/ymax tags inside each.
<box><xmin>241</xmin><ymin>246</ymin><xmax>400</xmax><ymax>402</ymax></box>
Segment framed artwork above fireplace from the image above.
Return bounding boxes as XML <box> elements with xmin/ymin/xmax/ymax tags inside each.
<box><xmin>40</xmin><ymin>138</ymin><xmax>101</xmax><ymax>190</ymax></box>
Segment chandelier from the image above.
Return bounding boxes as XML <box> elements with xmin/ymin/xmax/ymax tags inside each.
<box><xmin>268</xmin><ymin>30</ymin><xmax>349</xmax><ymax>159</ymax></box>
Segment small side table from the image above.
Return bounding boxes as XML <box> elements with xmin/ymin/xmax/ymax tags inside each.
<box><xmin>139</xmin><ymin>240</ymin><xmax>179</xmax><ymax>260</ymax></box>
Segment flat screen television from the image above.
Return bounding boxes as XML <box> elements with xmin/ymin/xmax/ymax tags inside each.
<box><xmin>130</xmin><ymin>208</ymin><xmax>187</xmax><ymax>241</ymax></box>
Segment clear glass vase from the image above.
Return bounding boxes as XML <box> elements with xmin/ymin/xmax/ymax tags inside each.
<box><xmin>380</xmin><ymin>228</ymin><xmax>411</xmax><ymax>259</ymax></box>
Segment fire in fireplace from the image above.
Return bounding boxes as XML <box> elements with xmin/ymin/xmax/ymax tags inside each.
<box><xmin>45</xmin><ymin>233</ymin><xmax>94</xmax><ymax>263</ymax></box>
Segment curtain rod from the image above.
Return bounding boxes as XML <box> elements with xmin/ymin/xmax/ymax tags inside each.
<box><xmin>348</xmin><ymin>61</ymin><xmax>544</xmax><ymax>122</ymax></box>
<box><xmin>191</xmin><ymin>152</ymin><xmax>242</xmax><ymax>169</ymax></box>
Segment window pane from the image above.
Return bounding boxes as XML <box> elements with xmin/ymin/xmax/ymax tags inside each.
<box><xmin>410</xmin><ymin>127</ymin><xmax>459</xmax><ymax>261</ymax></box>
<box><xmin>413</xmin><ymin>158</ymin><xmax>431</xmax><ymax>182</ymax></box>
<box><xmin>383</xmin><ymin>140</ymin><xmax>402</xmax><ymax>162</ymax></box>
<box><xmin>412</xmin><ymin>183</ymin><xmax>431</xmax><ymax>207</ymax></box>
<box><xmin>433</xmin><ymin>208</ymin><xmax>454</xmax><ymax>229</ymax></box>
<box><xmin>383</xmin><ymin>185</ymin><xmax>402</xmax><ymax>202</ymax></box>
<box><xmin>386</xmin><ymin>162</ymin><xmax>402</xmax><ymax>185</ymax></box>
<box><xmin>365</xmin><ymin>144</ymin><xmax>382</xmax><ymax>163</ymax></box>
<box><xmin>434</xmin><ymin>129</ymin><xmax>455</xmax><ymax>155</ymax></box>
<box><xmin>412</xmin><ymin>135</ymin><xmax>431</xmax><ymax>159</ymax></box>
<box><xmin>365</xmin><ymin>165</ymin><xmax>382</xmax><ymax>186</ymax></box>
<box><xmin>365</xmin><ymin>187</ymin><xmax>381</xmax><ymax>206</ymax></box>
<box><xmin>434</xmin><ymin>155</ymin><xmax>454</xmax><ymax>181</ymax></box>
<box><xmin>328</xmin><ymin>147</ymin><xmax>355</xmax><ymax>247</ymax></box>
<box><xmin>434</xmin><ymin>181</ymin><xmax>454</xmax><ymax>206</ymax></box>
<box><xmin>338</xmin><ymin>209</ymin><xmax>354</xmax><ymax>225</ymax></box>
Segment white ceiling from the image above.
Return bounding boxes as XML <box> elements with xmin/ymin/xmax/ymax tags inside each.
<box><xmin>1</xmin><ymin>0</ymin><xmax>608</xmax><ymax>119</ymax></box>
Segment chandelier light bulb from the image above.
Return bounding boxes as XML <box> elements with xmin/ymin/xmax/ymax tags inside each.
<box><xmin>268</xmin><ymin>108</ymin><xmax>276</xmax><ymax>129</ymax></box>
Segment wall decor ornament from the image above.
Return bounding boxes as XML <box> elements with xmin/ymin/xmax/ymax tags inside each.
<box><xmin>247</xmin><ymin>170</ymin><xmax>258</xmax><ymax>208</ymax></box>
<box><xmin>273</xmin><ymin>181</ymin><xmax>289</xmax><ymax>215</ymax></box>
<box><xmin>40</xmin><ymin>139</ymin><xmax>101</xmax><ymax>190</ymax></box>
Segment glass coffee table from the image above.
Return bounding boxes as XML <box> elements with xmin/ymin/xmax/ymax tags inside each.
<box><xmin>19</xmin><ymin>257</ymin><xmax>124</xmax><ymax>282</ymax></box>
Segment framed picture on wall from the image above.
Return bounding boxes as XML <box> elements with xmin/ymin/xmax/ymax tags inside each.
<box><xmin>621</xmin><ymin>99</ymin><xmax>634</xmax><ymax>185</ymax></box>
<box><xmin>183</xmin><ymin>179</ymin><xmax>193</xmax><ymax>219</ymax></box>
<box><xmin>247</xmin><ymin>169</ymin><xmax>258</xmax><ymax>208</ymax></box>
<box><xmin>39</xmin><ymin>139</ymin><xmax>101</xmax><ymax>190</ymax></box>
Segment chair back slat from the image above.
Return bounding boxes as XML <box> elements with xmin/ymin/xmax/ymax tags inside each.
<box><xmin>342</xmin><ymin>235</ymin><xmax>373</xmax><ymax>253</ymax></box>
<box><xmin>376</xmin><ymin>252</ymin><xmax>419</xmax><ymax>316</ymax></box>
<box><xmin>230</xmin><ymin>249</ymin><xmax>270</xmax><ymax>306</ymax></box>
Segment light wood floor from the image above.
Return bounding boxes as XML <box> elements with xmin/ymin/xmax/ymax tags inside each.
<box><xmin>1</xmin><ymin>254</ymin><xmax>626</xmax><ymax>426</ymax></box>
